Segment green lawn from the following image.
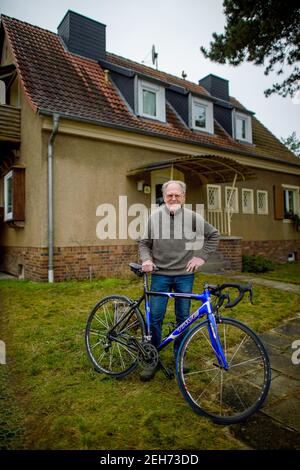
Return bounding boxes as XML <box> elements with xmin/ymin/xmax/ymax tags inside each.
<box><xmin>1</xmin><ymin>273</ymin><xmax>299</xmax><ymax>450</ymax></box>
<box><xmin>244</xmin><ymin>261</ymin><xmax>300</xmax><ymax>285</ymax></box>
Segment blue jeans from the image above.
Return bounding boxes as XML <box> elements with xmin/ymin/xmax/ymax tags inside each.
<box><xmin>150</xmin><ymin>274</ymin><xmax>194</xmax><ymax>357</ymax></box>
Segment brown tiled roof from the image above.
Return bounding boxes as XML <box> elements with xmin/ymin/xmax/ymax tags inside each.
<box><xmin>1</xmin><ymin>14</ymin><xmax>299</xmax><ymax>167</ymax></box>
<box><xmin>230</xmin><ymin>97</ymin><xmax>299</xmax><ymax>164</ymax></box>
<box><xmin>106</xmin><ymin>52</ymin><xmax>211</xmax><ymax>97</ymax></box>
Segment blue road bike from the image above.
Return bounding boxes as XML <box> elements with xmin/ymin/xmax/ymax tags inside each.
<box><xmin>85</xmin><ymin>263</ymin><xmax>271</xmax><ymax>424</ymax></box>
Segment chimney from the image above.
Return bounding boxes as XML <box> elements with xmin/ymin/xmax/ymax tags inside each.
<box><xmin>198</xmin><ymin>74</ymin><xmax>229</xmax><ymax>102</ymax></box>
<box><xmin>58</xmin><ymin>10</ymin><xmax>106</xmax><ymax>61</ymax></box>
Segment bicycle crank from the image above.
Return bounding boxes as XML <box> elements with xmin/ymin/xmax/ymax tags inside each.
<box><xmin>137</xmin><ymin>342</ymin><xmax>159</xmax><ymax>369</ymax></box>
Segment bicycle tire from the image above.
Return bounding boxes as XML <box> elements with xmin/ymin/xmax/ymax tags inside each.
<box><xmin>85</xmin><ymin>295</ymin><xmax>145</xmax><ymax>378</ymax></box>
<box><xmin>176</xmin><ymin>317</ymin><xmax>271</xmax><ymax>424</ymax></box>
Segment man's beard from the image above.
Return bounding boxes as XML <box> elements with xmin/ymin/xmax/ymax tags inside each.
<box><xmin>166</xmin><ymin>202</ymin><xmax>182</xmax><ymax>214</ymax></box>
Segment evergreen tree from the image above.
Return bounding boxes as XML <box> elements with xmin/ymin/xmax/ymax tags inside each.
<box><xmin>201</xmin><ymin>1</ymin><xmax>300</xmax><ymax>98</ymax></box>
<box><xmin>281</xmin><ymin>132</ymin><xmax>300</xmax><ymax>157</ymax></box>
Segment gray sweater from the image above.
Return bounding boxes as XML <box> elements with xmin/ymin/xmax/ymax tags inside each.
<box><xmin>139</xmin><ymin>205</ymin><xmax>220</xmax><ymax>275</ymax></box>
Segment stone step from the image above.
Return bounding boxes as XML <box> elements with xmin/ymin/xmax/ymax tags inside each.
<box><xmin>199</xmin><ymin>249</ymin><xmax>233</xmax><ymax>274</ymax></box>
<box><xmin>199</xmin><ymin>259</ymin><xmax>231</xmax><ymax>274</ymax></box>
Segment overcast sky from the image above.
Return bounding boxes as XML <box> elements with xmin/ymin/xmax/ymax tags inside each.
<box><xmin>1</xmin><ymin>0</ymin><xmax>299</xmax><ymax>141</ymax></box>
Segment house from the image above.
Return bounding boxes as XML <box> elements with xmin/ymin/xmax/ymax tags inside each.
<box><xmin>0</xmin><ymin>10</ymin><xmax>299</xmax><ymax>281</ymax></box>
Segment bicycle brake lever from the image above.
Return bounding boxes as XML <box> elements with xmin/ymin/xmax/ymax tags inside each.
<box><xmin>218</xmin><ymin>292</ymin><xmax>230</xmax><ymax>308</ymax></box>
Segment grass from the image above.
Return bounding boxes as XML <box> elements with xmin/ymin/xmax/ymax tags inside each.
<box><xmin>243</xmin><ymin>261</ymin><xmax>300</xmax><ymax>285</ymax></box>
<box><xmin>0</xmin><ymin>272</ymin><xmax>300</xmax><ymax>450</ymax></box>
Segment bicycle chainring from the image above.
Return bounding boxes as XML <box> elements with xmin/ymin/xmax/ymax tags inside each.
<box><xmin>137</xmin><ymin>342</ymin><xmax>159</xmax><ymax>369</ymax></box>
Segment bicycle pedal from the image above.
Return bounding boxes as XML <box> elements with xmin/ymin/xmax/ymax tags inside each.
<box><xmin>158</xmin><ymin>360</ymin><xmax>174</xmax><ymax>380</ymax></box>
<box><xmin>163</xmin><ymin>368</ymin><xmax>174</xmax><ymax>380</ymax></box>
<box><xmin>213</xmin><ymin>362</ymin><xmax>222</xmax><ymax>368</ymax></box>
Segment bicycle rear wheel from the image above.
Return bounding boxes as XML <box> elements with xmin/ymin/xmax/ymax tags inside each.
<box><xmin>176</xmin><ymin>317</ymin><xmax>271</xmax><ymax>424</ymax></box>
<box><xmin>85</xmin><ymin>295</ymin><xmax>145</xmax><ymax>378</ymax></box>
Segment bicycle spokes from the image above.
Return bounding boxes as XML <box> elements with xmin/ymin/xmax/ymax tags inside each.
<box><xmin>85</xmin><ymin>296</ymin><xmax>145</xmax><ymax>377</ymax></box>
<box><xmin>177</xmin><ymin>318</ymin><xmax>271</xmax><ymax>424</ymax></box>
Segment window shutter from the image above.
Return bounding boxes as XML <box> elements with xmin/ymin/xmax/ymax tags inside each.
<box><xmin>273</xmin><ymin>185</ymin><xmax>284</xmax><ymax>220</ymax></box>
<box><xmin>12</xmin><ymin>167</ymin><xmax>25</xmax><ymax>221</ymax></box>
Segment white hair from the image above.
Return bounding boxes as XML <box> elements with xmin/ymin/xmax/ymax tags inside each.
<box><xmin>162</xmin><ymin>180</ymin><xmax>186</xmax><ymax>195</ymax></box>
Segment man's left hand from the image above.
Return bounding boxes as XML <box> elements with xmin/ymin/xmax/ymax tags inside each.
<box><xmin>186</xmin><ymin>257</ymin><xmax>206</xmax><ymax>273</ymax></box>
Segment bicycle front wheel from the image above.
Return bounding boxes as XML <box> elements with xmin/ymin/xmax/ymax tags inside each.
<box><xmin>85</xmin><ymin>295</ymin><xmax>145</xmax><ymax>378</ymax></box>
<box><xmin>177</xmin><ymin>317</ymin><xmax>271</xmax><ymax>424</ymax></box>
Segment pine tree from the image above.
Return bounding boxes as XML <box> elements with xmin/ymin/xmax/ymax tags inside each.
<box><xmin>201</xmin><ymin>1</ymin><xmax>300</xmax><ymax>98</ymax></box>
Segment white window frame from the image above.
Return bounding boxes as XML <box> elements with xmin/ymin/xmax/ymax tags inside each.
<box><xmin>4</xmin><ymin>170</ymin><xmax>13</xmax><ymax>221</ymax></box>
<box><xmin>207</xmin><ymin>184</ymin><xmax>221</xmax><ymax>210</ymax></box>
<box><xmin>191</xmin><ymin>96</ymin><xmax>214</xmax><ymax>134</ymax></box>
<box><xmin>242</xmin><ymin>188</ymin><xmax>254</xmax><ymax>214</ymax></box>
<box><xmin>256</xmin><ymin>190</ymin><xmax>269</xmax><ymax>215</ymax></box>
<box><xmin>137</xmin><ymin>79</ymin><xmax>166</xmax><ymax>122</ymax></box>
<box><xmin>282</xmin><ymin>184</ymin><xmax>299</xmax><ymax>218</ymax></box>
<box><xmin>225</xmin><ymin>186</ymin><xmax>239</xmax><ymax>213</ymax></box>
<box><xmin>234</xmin><ymin>111</ymin><xmax>252</xmax><ymax>143</ymax></box>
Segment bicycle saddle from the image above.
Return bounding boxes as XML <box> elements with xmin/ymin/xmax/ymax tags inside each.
<box><xmin>129</xmin><ymin>263</ymin><xmax>143</xmax><ymax>277</ymax></box>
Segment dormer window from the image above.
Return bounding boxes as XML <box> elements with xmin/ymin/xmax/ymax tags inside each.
<box><xmin>137</xmin><ymin>79</ymin><xmax>166</xmax><ymax>122</ymax></box>
<box><xmin>191</xmin><ymin>96</ymin><xmax>213</xmax><ymax>134</ymax></box>
<box><xmin>234</xmin><ymin>112</ymin><xmax>252</xmax><ymax>143</ymax></box>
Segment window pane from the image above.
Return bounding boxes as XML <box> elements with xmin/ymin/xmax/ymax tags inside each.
<box><xmin>236</xmin><ymin>117</ymin><xmax>246</xmax><ymax>139</ymax></box>
<box><xmin>284</xmin><ymin>189</ymin><xmax>295</xmax><ymax>216</ymax></box>
<box><xmin>7</xmin><ymin>175</ymin><xmax>12</xmax><ymax>213</ymax></box>
<box><xmin>257</xmin><ymin>191</ymin><xmax>268</xmax><ymax>214</ymax></box>
<box><xmin>143</xmin><ymin>89</ymin><xmax>156</xmax><ymax>116</ymax></box>
<box><xmin>226</xmin><ymin>188</ymin><xmax>238</xmax><ymax>211</ymax></box>
<box><xmin>0</xmin><ymin>80</ymin><xmax>5</xmax><ymax>105</ymax></box>
<box><xmin>194</xmin><ymin>103</ymin><xmax>206</xmax><ymax>128</ymax></box>
<box><xmin>208</xmin><ymin>187</ymin><xmax>220</xmax><ymax>210</ymax></box>
<box><xmin>243</xmin><ymin>190</ymin><xmax>252</xmax><ymax>212</ymax></box>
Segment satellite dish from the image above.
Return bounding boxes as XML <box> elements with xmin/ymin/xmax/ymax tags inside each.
<box><xmin>152</xmin><ymin>45</ymin><xmax>158</xmax><ymax>69</ymax></box>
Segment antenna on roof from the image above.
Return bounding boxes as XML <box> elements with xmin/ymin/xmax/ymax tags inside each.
<box><xmin>152</xmin><ymin>45</ymin><xmax>158</xmax><ymax>69</ymax></box>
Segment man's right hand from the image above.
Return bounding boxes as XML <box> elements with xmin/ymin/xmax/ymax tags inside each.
<box><xmin>141</xmin><ymin>260</ymin><xmax>156</xmax><ymax>272</ymax></box>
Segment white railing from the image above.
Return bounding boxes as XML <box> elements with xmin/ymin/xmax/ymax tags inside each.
<box><xmin>205</xmin><ymin>209</ymin><xmax>233</xmax><ymax>236</ymax></box>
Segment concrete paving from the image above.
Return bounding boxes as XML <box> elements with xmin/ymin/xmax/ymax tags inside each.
<box><xmin>0</xmin><ymin>272</ymin><xmax>16</xmax><ymax>280</ymax></box>
<box><xmin>231</xmin><ymin>314</ymin><xmax>300</xmax><ymax>449</ymax></box>
<box><xmin>231</xmin><ymin>274</ymin><xmax>300</xmax><ymax>294</ymax></box>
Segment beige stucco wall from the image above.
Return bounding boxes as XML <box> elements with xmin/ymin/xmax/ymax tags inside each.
<box><xmin>0</xmin><ymin>87</ymin><xmax>44</xmax><ymax>247</ymax></box>
<box><xmin>41</xmin><ymin>132</ymin><xmax>179</xmax><ymax>247</ymax></box>
<box><xmin>40</xmin><ymin>130</ymin><xmax>300</xmax><ymax>246</ymax></box>
<box><xmin>227</xmin><ymin>169</ymin><xmax>300</xmax><ymax>240</ymax></box>
<box><xmin>1</xmin><ymin>102</ymin><xmax>300</xmax><ymax>249</ymax></box>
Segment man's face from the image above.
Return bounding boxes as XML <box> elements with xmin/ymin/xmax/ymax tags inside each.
<box><xmin>163</xmin><ymin>183</ymin><xmax>185</xmax><ymax>214</ymax></box>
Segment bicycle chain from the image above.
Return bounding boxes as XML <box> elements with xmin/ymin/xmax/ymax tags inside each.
<box><xmin>137</xmin><ymin>342</ymin><xmax>159</xmax><ymax>369</ymax></box>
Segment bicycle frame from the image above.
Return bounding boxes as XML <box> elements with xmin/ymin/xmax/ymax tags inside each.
<box><xmin>136</xmin><ymin>273</ymin><xmax>229</xmax><ymax>370</ymax></box>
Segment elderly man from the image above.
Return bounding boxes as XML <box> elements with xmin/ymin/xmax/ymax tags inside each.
<box><xmin>139</xmin><ymin>180</ymin><xmax>220</xmax><ymax>381</ymax></box>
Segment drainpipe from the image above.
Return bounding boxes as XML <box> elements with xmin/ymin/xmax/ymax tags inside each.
<box><xmin>47</xmin><ymin>113</ymin><xmax>60</xmax><ymax>283</ymax></box>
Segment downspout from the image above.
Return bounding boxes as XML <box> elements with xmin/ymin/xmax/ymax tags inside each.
<box><xmin>47</xmin><ymin>113</ymin><xmax>60</xmax><ymax>283</ymax></box>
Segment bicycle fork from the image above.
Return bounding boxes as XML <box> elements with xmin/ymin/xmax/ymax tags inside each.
<box><xmin>207</xmin><ymin>312</ymin><xmax>229</xmax><ymax>371</ymax></box>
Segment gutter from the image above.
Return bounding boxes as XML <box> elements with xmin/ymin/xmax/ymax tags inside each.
<box><xmin>47</xmin><ymin>113</ymin><xmax>60</xmax><ymax>283</ymax></box>
<box><xmin>39</xmin><ymin>109</ymin><xmax>300</xmax><ymax>170</ymax></box>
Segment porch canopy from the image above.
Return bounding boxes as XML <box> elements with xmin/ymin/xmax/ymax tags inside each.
<box><xmin>127</xmin><ymin>154</ymin><xmax>256</xmax><ymax>184</ymax></box>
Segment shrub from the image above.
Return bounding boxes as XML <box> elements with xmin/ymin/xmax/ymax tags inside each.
<box><xmin>242</xmin><ymin>255</ymin><xmax>275</xmax><ymax>273</ymax></box>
